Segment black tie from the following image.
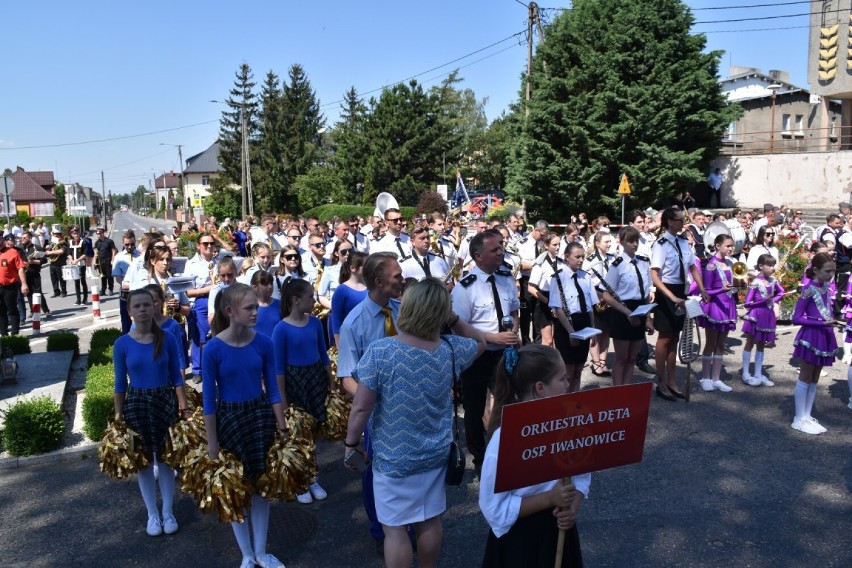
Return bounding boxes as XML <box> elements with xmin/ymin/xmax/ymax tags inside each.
<box><xmin>488</xmin><ymin>275</ymin><xmax>506</xmax><ymax>330</ymax></box>
<box><xmin>421</xmin><ymin>254</ymin><xmax>431</xmax><ymax>277</ymax></box>
<box><xmin>632</xmin><ymin>258</ymin><xmax>645</xmax><ymax>299</ymax></box>
<box><xmin>573</xmin><ymin>273</ymin><xmax>588</xmax><ymax>313</ymax></box>
<box><xmin>673</xmin><ymin>238</ymin><xmax>686</xmax><ymax>284</ymax></box>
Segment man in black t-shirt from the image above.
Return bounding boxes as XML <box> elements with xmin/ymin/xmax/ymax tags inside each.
<box><xmin>92</xmin><ymin>227</ymin><xmax>117</xmax><ymax>295</ymax></box>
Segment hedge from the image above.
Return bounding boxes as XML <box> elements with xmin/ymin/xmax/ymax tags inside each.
<box><xmin>301</xmin><ymin>204</ymin><xmax>418</xmax><ymax>222</ymax></box>
<box><xmin>46</xmin><ymin>332</ymin><xmax>80</xmax><ymax>357</ymax></box>
<box><xmin>0</xmin><ymin>395</ymin><xmax>66</xmax><ymax>456</ymax></box>
<box><xmin>82</xmin><ymin>363</ymin><xmax>115</xmax><ymax>441</ymax></box>
<box><xmin>88</xmin><ymin>328</ymin><xmax>121</xmax><ymax>368</ymax></box>
<box><xmin>1</xmin><ymin>335</ymin><xmax>31</xmax><ymax>355</ymax></box>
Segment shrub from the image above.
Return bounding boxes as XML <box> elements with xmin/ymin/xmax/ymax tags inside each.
<box><xmin>302</xmin><ymin>204</ymin><xmax>418</xmax><ymax>222</ymax></box>
<box><xmin>82</xmin><ymin>363</ymin><xmax>115</xmax><ymax>441</ymax></box>
<box><xmin>46</xmin><ymin>332</ymin><xmax>80</xmax><ymax>357</ymax></box>
<box><xmin>88</xmin><ymin>328</ymin><xmax>121</xmax><ymax>368</ymax></box>
<box><xmin>1</xmin><ymin>335</ymin><xmax>31</xmax><ymax>355</ymax></box>
<box><xmin>0</xmin><ymin>395</ymin><xmax>66</xmax><ymax>456</ymax></box>
<box><xmin>416</xmin><ymin>190</ymin><xmax>448</xmax><ymax>215</ymax></box>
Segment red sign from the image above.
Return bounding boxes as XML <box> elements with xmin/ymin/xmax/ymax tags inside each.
<box><xmin>494</xmin><ymin>383</ymin><xmax>653</xmax><ymax>493</ymax></box>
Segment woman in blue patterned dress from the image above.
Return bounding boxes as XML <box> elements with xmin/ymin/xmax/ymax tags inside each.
<box><xmin>343</xmin><ymin>278</ymin><xmax>486</xmax><ymax>568</ymax></box>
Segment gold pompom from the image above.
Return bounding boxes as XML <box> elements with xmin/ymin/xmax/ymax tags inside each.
<box><xmin>161</xmin><ymin>408</ymin><xmax>206</xmax><ymax>469</ymax></box>
<box><xmin>179</xmin><ymin>447</ymin><xmax>253</xmax><ymax>523</ymax></box>
<box><xmin>320</xmin><ymin>388</ymin><xmax>351</xmax><ymax>440</ymax></box>
<box><xmin>98</xmin><ymin>420</ymin><xmax>150</xmax><ymax>479</ymax></box>
<box><xmin>286</xmin><ymin>405</ymin><xmax>319</xmax><ymax>441</ymax></box>
<box><xmin>327</xmin><ymin>346</ymin><xmax>339</xmax><ymax>377</ymax></box>
<box><xmin>184</xmin><ymin>387</ymin><xmax>203</xmax><ymax>410</ymax></box>
<box><xmin>255</xmin><ymin>431</ymin><xmax>317</xmax><ymax>501</ymax></box>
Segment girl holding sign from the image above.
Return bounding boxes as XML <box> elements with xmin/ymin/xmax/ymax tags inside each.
<box><xmin>479</xmin><ymin>344</ymin><xmax>591</xmax><ymax>567</ymax></box>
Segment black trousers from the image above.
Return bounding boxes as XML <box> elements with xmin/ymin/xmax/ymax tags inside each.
<box><xmin>99</xmin><ymin>261</ymin><xmax>114</xmax><ymax>293</ymax></box>
<box><xmin>460</xmin><ymin>349</ymin><xmax>503</xmax><ymax>470</ymax></box>
<box><xmin>25</xmin><ymin>270</ymin><xmax>49</xmax><ymax>313</ymax></box>
<box><xmin>0</xmin><ymin>281</ymin><xmax>22</xmax><ymax>335</ymax></box>
<box><xmin>519</xmin><ymin>276</ymin><xmax>537</xmax><ymax>344</ymax></box>
<box><xmin>49</xmin><ymin>263</ymin><xmax>66</xmax><ymax>295</ymax></box>
<box><xmin>73</xmin><ymin>275</ymin><xmax>88</xmax><ymax>303</ymax></box>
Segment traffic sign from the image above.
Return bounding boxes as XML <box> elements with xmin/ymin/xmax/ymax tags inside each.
<box><xmin>617</xmin><ymin>174</ymin><xmax>631</xmax><ymax>195</ymax></box>
<box><xmin>191</xmin><ymin>193</ymin><xmax>202</xmax><ymax>207</ymax></box>
<box><xmin>1</xmin><ymin>176</ymin><xmax>14</xmax><ymax>196</ymax></box>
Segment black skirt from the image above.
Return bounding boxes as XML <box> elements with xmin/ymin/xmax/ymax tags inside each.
<box><xmin>609</xmin><ymin>299</ymin><xmax>648</xmax><ymax>341</ymax></box>
<box><xmin>534</xmin><ymin>295</ymin><xmax>555</xmax><ymax>328</ymax></box>
<box><xmin>217</xmin><ymin>396</ymin><xmax>275</xmax><ymax>478</ymax></box>
<box><xmin>482</xmin><ymin>509</ymin><xmax>583</xmax><ymax>568</ymax></box>
<box><xmin>653</xmin><ymin>284</ymin><xmax>687</xmax><ymax>335</ymax></box>
<box><xmin>285</xmin><ymin>361</ymin><xmax>328</xmax><ymax>423</ymax></box>
<box><xmin>554</xmin><ymin>312</ymin><xmax>592</xmax><ymax>365</ymax></box>
<box><xmin>123</xmin><ymin>385</ymin><xmax>177</xmax><ymax>457</ymax></box>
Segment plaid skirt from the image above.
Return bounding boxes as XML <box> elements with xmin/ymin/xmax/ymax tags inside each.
<box><xmin>217</xmin><ymin>396</ymin><xmax>275</xmax><ymax>478</ymax></box>
<box><xmin>285</xmin><ymin>362</ymin><xmax>328</xmax><ymax>422</ymax></box>
<box><xmin>123</xmin><ymin>385</ymin><xmax>177</xmax><ymax>456</ymax></box>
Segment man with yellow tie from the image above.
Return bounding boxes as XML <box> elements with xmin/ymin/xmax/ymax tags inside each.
<box><xmin>337</xmin><ymin>251</ymin><xmax>404</xmax><ymax>555</ymax></box>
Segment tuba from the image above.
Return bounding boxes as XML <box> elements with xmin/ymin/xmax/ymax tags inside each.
<box><xmin>162</xmin><ymin>271</ymin><xmax>187</xmax><ymax>324</ymax></box>
<box><xmin>374</xmin><ymin>192</ymin><xmax>400</xmax><ymax>219</ymax></box>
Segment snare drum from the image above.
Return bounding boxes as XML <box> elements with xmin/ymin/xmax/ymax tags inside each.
<box><xmin>62</xmin><ymin>265</ymin><xmax>81</xmax><ymax>281</ymax></box>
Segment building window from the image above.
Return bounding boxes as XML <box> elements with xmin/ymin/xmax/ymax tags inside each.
<box><xmin>830</xmin><ymin>118</ymin><xmax>838</xmax><ymax>142</ymax></box>
<box><xmin>781</xmin><ymin>114</ymin><xmax>792</xmax><ymax>138</ymax></box>
<box><xmin>201</xmin><ymin>175</ymin><xmax>210</xmax><ymax>186</ymax></box>
<box><xmin>794</xmin><ymin>114</ymin><xmax>805</xmax><ymax>137</ymax></box>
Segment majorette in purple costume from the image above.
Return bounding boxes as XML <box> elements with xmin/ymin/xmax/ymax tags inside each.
<box><xmin>792</xmin><ymin>282</ymin><xmax>838</xmax><ymax>366</ymax></box>
<box><xmin>742</xmin><ymin>275</ymin><xmax>785</xmax><ymax>344</ymax></box>
<box><xmin>698</xmin><ymin>255</ymin><xmax>737</xmax><ymax>332</ymax></box>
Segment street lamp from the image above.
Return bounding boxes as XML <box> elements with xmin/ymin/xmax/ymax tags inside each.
<box><xmin>210</xmin><ymin>99</ymin><xmax>253</xmax><ymax>218</ymax></box>
<box><xmin>768</xmin><ymin>83</ymin><xmax>782</xmax><ymax>152</ymax></box>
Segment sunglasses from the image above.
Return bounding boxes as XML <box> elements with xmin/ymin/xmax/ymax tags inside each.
<box><xmin>386</xmin><ymin>217</ymin><xmax>401</xmax><ymax>224</ymax></box>
<box><xmin>283</xmin><ymin>254</ymin><xmax>299</xmax><ymax>260</ymax></box>
<box><xmin>764</xmin><ymin>233</ymin><xmax>775</xmax><ymax>236</ymax></box>
<box><xmin>339</xmin><ymin>249</ymin><xmax>351</xmax><ymax>255</ymax></box>
<box><xmin>288</xmin><ymin>234</ymin><xmax>300</xmax><ymax>238</ymax></box>
<box><xmin>310</xmin><ymin>242</ymin><xmax>324</xmax><ymax>248</ymax></box>
<box><xmin>199</xmin><ymin>241</ymin><xmax>215</xmax><ymax>247</ymax></box>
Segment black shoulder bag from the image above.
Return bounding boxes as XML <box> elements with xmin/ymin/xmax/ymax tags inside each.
<box><xmin>442</xmin><ymin>336</ymin><xmax>466</xmax><ymax>486</ymax></box>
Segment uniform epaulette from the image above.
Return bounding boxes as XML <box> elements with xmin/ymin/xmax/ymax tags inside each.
<box><xmin>398</xmin><ymin>254</ymin><xmax>411</xmax><ymax>262</ymax></box>
<box><xmin>495</xmin><ymin>268</ymin><xmax>513</xmax><ymax>278</ymax></box>
<box><xmin>611</xmin><ymin>257</ymin><xmax>624</xmax><ymax>267</ymax></box>
<box><xmin>636</xmin><ymin>254</ymin><xmax>650</xmax><ymax>262</ymax></box>
<box><xmin>575</xmin><ymin>268</ymin><xmax>588</xmax><ymax>278</ymax></box>
<box><xmin>519</xmin><ymin>236</ymin><xmax>529</xmax><ymax>244</ymax></box>
<box><xmin>656</xmin><ymin>236</ymin><xmax>667</xmax><ymax>245</ymax></box>
<box><xmin>460</xmin><ymin>274</ymin><xmax>477</xmax><ymax>287</ymax></box>
<box><xmin>501</xmin><ymin>260</ymin><xmax>512</xmax><ymax>270</ymax></box>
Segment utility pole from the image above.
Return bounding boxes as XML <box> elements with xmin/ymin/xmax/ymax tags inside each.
<box><xmin>241</xmin><ymin>108</ymin><xmax>254</xmax><ymax>218</ymax></box>
<box><xmin>524</xmin><ymin>2</ymin><xmax>544</xmax><ymax>118</ymax></box>
<box><xmin>100</xmin><ymin>171</ymin><xmax>107</xmax><ymax>227</ymax></box>
<box><xmin>176</xmin><ymin>144</ymin><xmax>184</xmax><ymax>211</ymax></box>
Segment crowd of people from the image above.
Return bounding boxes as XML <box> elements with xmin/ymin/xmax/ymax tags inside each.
<box><xmin>97</xmin><ymin>198</ymin><xmax>852</xmax><ymax>567</ymax></box>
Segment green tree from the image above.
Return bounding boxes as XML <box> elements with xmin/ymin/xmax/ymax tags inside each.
<box><xmin>475</xmin><ymin>114</ymin><xmax>513</xmax><ymax>190</ymax></box>
<box><xmin>218</xmin><ymin>63</ymin><xmax>259</xmax><ymax>191</ymax></box>
<box><xmin>291</xmin><ymin>166</ymin><xmax>345</xmax><ymax>211</ymax></box>
<box><xmin>203</xmin><ymin>176</ymin><xmax>241</xmax><ymax>220</ymax></box>
<box><xmin>330</xmin><ymin>86</ymin><xmax>370</xmax><ymax>204</ymax></box>
<box><xmin>275</xmin><ymin>63</ymin><xmax>324</xmax><ymax>212</ymax></box>
<box><xmin>505</xmin><ymin>0</ymin><xmax>740</xmax><ymax>218</ymax></box>
<box><xmin>254</xmin><ymin>70</ymin><xmax>287</xmax><ymax>213</ymax></box>
<box><xmin>53</xmin><ymin>182</ymin><xmax>66</xmax><ymax>215</ymax></box>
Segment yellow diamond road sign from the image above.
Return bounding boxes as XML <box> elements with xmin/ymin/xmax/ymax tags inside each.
<box><xmin>618</xmin><ymin>174</ymin><xmax>631</xmax><ymax>195</ymax></box>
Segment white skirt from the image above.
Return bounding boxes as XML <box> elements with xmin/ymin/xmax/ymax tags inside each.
<box><xmin>373</xmin><ymin>465</ymin><xmax>447</xmax><ymax>526</ymax></box>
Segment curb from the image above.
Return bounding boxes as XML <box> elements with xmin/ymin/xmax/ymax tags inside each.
<box><xmin>0</xmin><ymin>442</ymin><xmax>97</xmax><ymax>470</ymax></box>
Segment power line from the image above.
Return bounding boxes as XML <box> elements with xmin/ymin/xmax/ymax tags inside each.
<box><xmin>0</xmin><ymin>120</ymin><xmax>217</xmax><ymax>151</ymax></box>
<box><xmin>65</xmin><ymin>148</ymin><xmax>175</xmax><ymax>179</ymax></box>
<box><xmin>319</xmin><ymin>29</ymin><xmax>526</xmax><ymax>109</ymax></box>
<box><xmin>694</xmin><ymin>6</ymin><xmax>846</xmax><ymax>25</ymax></box>
<box><xmin>692</xmin><ymin>0</ymin><xmax>809</xmax><ymax>10</ymax></box>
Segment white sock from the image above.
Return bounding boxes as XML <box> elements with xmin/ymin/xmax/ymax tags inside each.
<box><xmin>157</xmin><ymin>462</ymin><xmax>176</xmax><ymax>517</ymax></box>
<box><xmin>805</xmin><ymin>382</ymin><xmax>818</xmax><ymax>418</ymax></box>
<box><xmin>711</xmin><ymin>355</ymin><xmax>723</xmax><ymax>382</ymax></box>
<box><xmin>844</xmin><ymin>342</ymin><xmax>852</xmax><ymax>359</ymax></box>
<box><xmin>794</xmin><ymin>380</ymin><xmax>809</xmax><ymax>420</ymax></box>
<box><xmin>701</xmin><ymin>355</ymin><xmax>712</xmax><ymax>379</ymax></box>
<box><xmin>847</xmin><ymin>366</ymin><xmax>852</xmax><ymax>402</ymax></box>
<box><xmin>231</xmin><ymin>518</ymin><xmax>254</xmax><ymax>561</ymax></box>
<box><xmin>251</xmin><ymin>495</ymin><xmax>272</xmax><ymax>560</ymax></box>
<box><xmin>742</xmin><ymin>349</ymin><xmax>752</xmax><ymax>376</ymax></box>
<box><xmin>137</xmin><ymin>466</ymin><xmax>159</xmax><ymax>518</ymax></box>
<box><xmin>754</xmin><ymin>351</ymin><xmax>765</xmax><ymax>377</ymax></box>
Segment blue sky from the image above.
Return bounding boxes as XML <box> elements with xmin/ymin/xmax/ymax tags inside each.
<box><xmin>1</xmin><ymin>1</ymin><xmax>811</xmax><ymax>196</ymax></box>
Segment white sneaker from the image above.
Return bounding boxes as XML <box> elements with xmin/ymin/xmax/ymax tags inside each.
<box><xmin>256</xmin><ymin>553</ymin><xmax>285</xmax><ymax>568</ymax></box>
<box><xmin>805</xmin><ymin>417</ymin><xmax>827</xmax><ymax>434</ymax></box>
<box><xmin>754</xmin><ymin>374</ymin><xmax>775</xmax><ymax>387</ymax></box>
<box><xmin>309</xmin><ymin>481</ymin><xmax>328</xmax><ymax>501</ymax></box>
<box><xmin>841</xmin><ymin>354</ymin><xmax>851</xmax><ymax>364</ymax></box>
<box><xmin>162</xmin><ymin>513</ymin><xmax>178</xmax><ymax>535</ymax></box>
<box><xmin>296</xmin><ymin>491</ymin><xmax>313</xmax><ymax>504</ymax></box>
<box><xmin>848</xmin><ymin>400</ymin><xmax>852</xmax><ymax>410</ymax></box>
<box><xmin>741</xmin><ymin>373</ymin><xmax>761</xmax><ymax>386</ymax></box>
<box><xmin>146</xmin><ymin>515</ymin><xmax>163</xmax><ymax>536</ymax></box>
<box><xmin>791</xmin><ymin>418</ymin><xmax>823</xmax><ymax>435</ymax></box>
<box><xmin>711</xmin><ymin>379</ymin><xmax>733</xmax><ymax>392</ymax></box>
<box><xmin>240</xmin><ymin>557</ymin><xmax>257</xmax><ymax>568</ymax></box>
<box><xmin>699</xmin><ymin>378</ymin><xmax>715</xmax><ymax>391</ymax></box>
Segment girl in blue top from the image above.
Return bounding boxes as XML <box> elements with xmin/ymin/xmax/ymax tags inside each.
<box><xmin>143</xmin><ymin>283</ymin><xmax>187</xmax><ymax>370</ymax></box>
<box><xmin>272</xmin><ymin>278</ymin><xmax>333</xmax><ymax>504</ymax></box>
<box><xmin>113</xmin><ymin>289</ymin><xmax>188</xmax><ymax>538</ymax></box>
<box><xmin>251</xmin><ymin>270</ymin><xmax>280</xmax><ymax>338</ymax></box>
<box><xmin>330</xmin><ymin>251</ymin><xmax>368</xmax><ymax>344</ymax></box>
<box><xmin>202</xmin><ymin>283</ymin><xmax>289</xmax><ymax>568</ymax></box>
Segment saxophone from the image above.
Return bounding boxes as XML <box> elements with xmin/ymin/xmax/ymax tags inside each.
<box><xmin>162</xmin><ymin>270</ymin><xmax>186</xmax><ymax>324</ymax></box>
<box><xmin>208</xmin><ymin>259</ymin><xmax>220</xmax><ymax>286</ymax></box>
<box><xmin>312</xmin><ymin>261</ymin><xmax>330</xmax><ymax>318</ymax></box>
